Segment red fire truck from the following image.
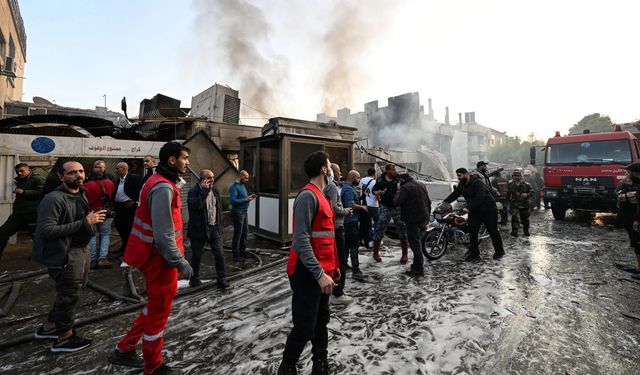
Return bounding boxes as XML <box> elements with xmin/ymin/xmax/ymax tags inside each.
<box><xmin>538</xmin><ymin>128</ymin><xmax>640</xmax><ymax>220</ymax></box>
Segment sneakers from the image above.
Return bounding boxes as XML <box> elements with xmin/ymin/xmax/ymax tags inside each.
<box><xmin>97</xmin><ymin>258</ymin><xmax>113</xmax><ymax>268</ymax></box>
<box><xmin>34</xmin><ymin>325</ymin><xmax>58</xmax><ymax>340</ymax></box>
<box><xmin>108</xmin><ymin>348</ymin><xmax>144</xmax><ymax>368</ymax></box>
<box><xmin>50</xmin><ymin>333</ymin><xmax>92</xmax><ymax>353</ymax></box>
<box><xmin>330</xmin><ymin>294</ymin><xmax>354</xmax><ymax>305</ymax></box>
<box><xmin>189</xmin><ymin>277</ymin><xmax>203</xmax><ymax>287</ymax></box>
<box><xmin>149</xmin><ymin>363</ymin><xmax>175</xmax><ymax>374</ymax></box>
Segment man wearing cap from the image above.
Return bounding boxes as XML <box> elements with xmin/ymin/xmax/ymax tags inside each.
<box><xmin>444</xmin><ymin>168</ymin><xmax>505</xmax><ymax>261</ymax></box>
<box><xmin>472</xmin><ymin>161</ymin><xmax>492</xmax><ymax>187</ymax></box>
<box><xmin>507</xmin><ymin>170</ymin><xmax>534</xmax><ymax>237</ymax></box>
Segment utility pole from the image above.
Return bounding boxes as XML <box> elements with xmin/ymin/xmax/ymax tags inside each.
<box><xmin>103</xmin><ymin>94</ymin><xmax>107</xmax><ymax>108</ymax></box>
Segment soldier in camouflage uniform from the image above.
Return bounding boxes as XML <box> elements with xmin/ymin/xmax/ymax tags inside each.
<box><xmin>507</xmin><ymin>170</ymin><xmax>534</xmax><ymax>237</ymax></box>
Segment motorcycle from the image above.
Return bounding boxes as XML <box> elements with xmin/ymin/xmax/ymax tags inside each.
<box><xmin>421</xmin><ymin>202</ymin><xmax>489</xmax><ymax>260</ymax></box>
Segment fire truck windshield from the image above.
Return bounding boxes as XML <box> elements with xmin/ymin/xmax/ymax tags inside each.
<box><xmin>546</xmin><ymin>139</ymin><xmax>632</xmax><ymax>165</ymax></box>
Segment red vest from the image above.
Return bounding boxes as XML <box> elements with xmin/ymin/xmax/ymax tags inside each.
<box><xmin>287</xmin><ymin>183</ymin><xmax>337</xmax><ymax>277</ymax></box>
<box><xmin>123</xmin><ymin>173</ymin><xmax>184</xmax><ymax>268</ymax></box>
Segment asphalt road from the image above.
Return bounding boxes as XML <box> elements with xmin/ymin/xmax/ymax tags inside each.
<box><xmin>1</xmin><ymin>209</ymin><xmax>639</xmax><ymax>375</ymax></box>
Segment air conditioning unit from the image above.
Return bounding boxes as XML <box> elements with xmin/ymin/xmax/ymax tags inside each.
<box><xmin>4</xmin><ymin>56</ymin><xmax>14</xmax><ymax>72</ymax></box>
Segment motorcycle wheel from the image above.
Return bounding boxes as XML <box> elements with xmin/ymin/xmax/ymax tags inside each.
<box><xmin>422</xmin><ymin>228</ymin><xmax>448</xmax><ymax>260</ymax></box>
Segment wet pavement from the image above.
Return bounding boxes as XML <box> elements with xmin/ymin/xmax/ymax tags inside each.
<box><xmin>1</xmin><ymin>209</ymin><xmax>640</xmax><ymax>374</ymax></box>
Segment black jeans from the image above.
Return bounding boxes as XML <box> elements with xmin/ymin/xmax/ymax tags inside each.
<box><xmin>511</xmin><ymin>207</ymin><xmax>530</xmax><ymax>234</ymax></box>
<box><xmin>231</xmin><ymin>210</ymin><xmax>249</xmax><ymax>258</ymax></box>
<box><xmin>406</xmin><ymin>222</ymin><xmax>426</xmax><ymax>272</ymax></box>
<box><xmin>189</xmin><ymin>224</ymin><xmax>227</xmax><ymax>281</ymax></box>
<box><xmin>0</xmin><ymin>212</ymin><xmax>37</xmax><ymax>256</ymax></box>
<box><xmin>344</xmin><ymin>222</ymin><xmax>360</xmax><ymax>271</ymax></box>
<box><xmin>114</xmin><ymin>202</ymin><xmax>137</xmax><ymax>253</ymax></box>
<box><xmin>282</xmin><ymin>261</ymin><xmax>330</xmax><ymax>364</ymax></box>
<box><xmin>469</xmin><ymin>205</ymin><xmax>504</xmax><ymax>256</ymax></box>
<box><xmin>358</xmin><ymin>210</ymin><xmax>371</xmax><ymax>245</ymax></box>
<box><xmin>332</xmin><ymin>226</ymin><xmax>347</xmax><ymax>297</ymax></box>
<box><xmin>47</xmin><ymin>247</ymin><xmax>90</xmax><ymax>332</ymax></box>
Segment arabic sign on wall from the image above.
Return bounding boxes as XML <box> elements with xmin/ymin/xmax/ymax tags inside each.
<box><xmin>0</xmin><ymin>134</ymin><xmax>165</xmax><ymax>157</ymax></box>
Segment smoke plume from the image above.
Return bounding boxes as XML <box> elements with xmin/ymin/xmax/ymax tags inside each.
<box><xmin>320</xmin><ymin>1</ymin><xmax>395</xmax><ymax>114</ymax></box>
<box><xmin>193</xmin><ymin>0</ymin><xmax>290</xmax><ymax>121</ymax></box>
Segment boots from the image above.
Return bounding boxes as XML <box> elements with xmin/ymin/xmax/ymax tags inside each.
<box><xmin>311</xmin><ymin>357</ymin><xmax>329</xmax><ymax>375</ymax></box>
<box><xmin>372</xmin><ymin>240</ymin><xmax>382</xmax><ymax>262</ymax></box>
<box><xmin>400</xmin><ymin>240</ymin><xmax>409</xmax><ymax>264</ymax></box>
<box><xmin>277</xmin><ymin>361</ymin><xmax>298</xmax><ymax>375</ymax></box>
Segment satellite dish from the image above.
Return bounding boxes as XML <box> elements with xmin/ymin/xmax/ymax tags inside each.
<box><xmin>33</xmin><ymin>96</ymin><xmax>54</xmax><ymax>106</ymax></box>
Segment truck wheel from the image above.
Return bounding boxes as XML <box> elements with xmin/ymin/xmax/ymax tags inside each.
<box><xmin>551</xmin><ymin>204</ymin><xmax>566</xmax><ymax>220</ymax></box>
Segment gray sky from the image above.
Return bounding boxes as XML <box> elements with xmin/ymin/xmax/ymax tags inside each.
<box><xmin>20</xmin><ymin>0</ymin><xmax>640</xmax><ymax>139</ymax></box>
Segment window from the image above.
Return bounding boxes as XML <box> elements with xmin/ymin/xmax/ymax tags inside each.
<box><xmin>242</xmin><ymin>146</ymin><xmax>257</xmax><ymax>193</ymax></box>
<box><xmin>259</xmin><ymin>141</ymin><xmax>279</xmax><ymax>194</ymax></box>
<box><xmin>0</xmin><ymin>30</ymin><xmax>5</xmax><ymax>60</ymax></box>
<box><xmin>546</xmin><ymin>139</ymin><xmax>632</xmax><ymax>165</ymax></box>
<box><xmin>5</xmin><ymin>35</ymin><xmax>15</xmax><ymax>72</ymax></box>
<box><xmin>290</xmin><ymin>142</ymin><xmax>322</xmax><ymax>191</ymax></box>
<box><xmin>325</xmin><ymin>146</ymin><xmax>349</xmax><ymax>177</ymax></box>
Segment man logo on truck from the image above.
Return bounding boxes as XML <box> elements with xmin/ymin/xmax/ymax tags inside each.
<box><xmin>575</xmin><ymin>177</ymin><xmax>598</xmax><ymax>185</ymax></box>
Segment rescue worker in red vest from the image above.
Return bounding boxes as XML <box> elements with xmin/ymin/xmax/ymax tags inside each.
<box><xmin>108</xmin><ymin>142</ymin><xmax>192</xmax><ymax>375</ymax></box>
<box><xmin>278</xmin><ymin>151</ymin><xmax>340</xmax><ymax>375</ymax></box>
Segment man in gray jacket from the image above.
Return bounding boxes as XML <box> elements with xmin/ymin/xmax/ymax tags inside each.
<box><xmin>32</xmin><ymin>161</ymin><xmax>106</xmax><ymax>353</ymax></box>
<box><xmin>324</xmin><ymin>163</ymin><xmax>353</xmax><ymax>305</ymax></box>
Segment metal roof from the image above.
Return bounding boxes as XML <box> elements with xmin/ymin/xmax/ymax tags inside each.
<box><xmin>0</xmin><ymin>114</ymin><xmax>115</xmax><ymax>137</ymax></box>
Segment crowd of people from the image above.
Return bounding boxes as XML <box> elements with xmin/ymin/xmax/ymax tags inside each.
<box><xmin>5</xmin><ymin>146</ymin><xmax>634</xmax><ymax>375</ymax></box>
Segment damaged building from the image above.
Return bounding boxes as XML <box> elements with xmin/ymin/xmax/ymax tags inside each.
<box><xmin>318</xmin><ymin>92</ymin><xmax>507</xmax><ymax>178</ymax></box>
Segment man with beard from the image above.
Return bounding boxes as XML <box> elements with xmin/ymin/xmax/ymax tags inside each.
<box><xmin>142</xmin><ymin>155</ymin><xmax>157</xmax><ymax>184</ymax></box>
<box><xmin>278</xmin><ymin>151</ymin><xmax>340</xmax><ymax>375</ymax></box>
<box><xmin>113</xmin><ymin>162</ymin><xmax>143</xmax><ymax>256</ymax></box>
<box><xmin>371</xmin><ymin>164</ymin><xmax>408</xmax><ymax>264</ymax></box>
<box><xmin>0</xmin><ymin>163</ymin><xmax>45</xmax><ymax>259</ymax></box>
<box><xmin>444</xmin><ymin>168</ymin><xmax>505</xmax><ymax>261</ymax></box>
<box><xmin>229</xmin><ymin>170</ymin><xmax>257</xmax><ymax>261</ymax></box>
<box><xmin>342</xmin><ymin>170</ymin><xmax>368</xmax><ymax>281</ymax></box>
<box><xmin>507</xmin><ymin>170</ymin><xmax>534</xmax><ymax>237</ymax></box>
<box><xmin>109</xmin><ymin>142</ymin><xmax>192</xmax><ymax>374</ymax></box>
<box><xmin>324</xmin><ymin>163</ymin><xmax>353</xmax><ymax>304</ymax></box>
<box><xmin>32</xmin><ymin>161</ymin><xmax>105</xmax><ymax>352</ymax></box>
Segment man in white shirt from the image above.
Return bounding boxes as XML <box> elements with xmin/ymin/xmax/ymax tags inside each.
<box><xmin>359</xmin><ymin>167</ymin><xmax>379</xmax><ymax>247</ymax></box>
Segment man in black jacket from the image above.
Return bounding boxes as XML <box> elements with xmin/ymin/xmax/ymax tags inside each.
<box><xmin>113</xmin><ymin>162</ymin><xmax>143</xmax><ymax>256</ymax></box>
<box><xmin>0</xmin><ymin>163</ymin><xmax>45</xmax><ymax>259</ymax></box>
<box><xmin>187</xmin><ymin>169</ymin><xmax>228</xmax><ymax>289</ymax></box>
<box><xmin>32</xmin><ymin>161</ymin><xmax>106</xmax><ymax>352</ymax></box>
<box><xmin>371</xmin><ymin>164</ymin><xmax>408</xmax><ymax>263</ymax></box>
<box><xmin>444</xmin><ymin>168</ymin><xmax>505</xmax><ymax>261</ymax></box>
<box><xmin>394</xmin><ymin>174</ymin><xmax>431</xmax><ymax>276</ymax></box>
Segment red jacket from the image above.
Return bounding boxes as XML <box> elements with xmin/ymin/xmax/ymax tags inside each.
<box><xmin>84</xmin><ymin>178</ymin><xmax>116</xmax><ymax>212</ymax></box>
<box><xmin>287</xmin><ymin>183</ymin><xmax>337</xmax><ymax>277</ymax></box>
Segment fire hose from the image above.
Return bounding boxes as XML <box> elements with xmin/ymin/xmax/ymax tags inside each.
<box><xmin>0</xmin><ymin>257</ymin><xmax>287</xmax><ymax>351</ymax></box>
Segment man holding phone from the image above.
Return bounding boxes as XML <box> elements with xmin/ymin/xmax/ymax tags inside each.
<box><xmin>229</xmin><ymin>170</ymin><xmax>256</xmax><ymax>261</ymax></box>
<box><xmin>187</xmin><ymin>170</ymin><xmax>228</xmax><ymax>288</ymax></box>
<box><xmin>278</xmin><ymin>151</ymin><xmax>339</xmax><ymax>375</ymax></box>
<box><xmin>32</xmin><ymin>161</ymin><xmax>105</xmax><ymax>352</ymax></box>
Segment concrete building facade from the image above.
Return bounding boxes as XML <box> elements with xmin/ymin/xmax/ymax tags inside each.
<box><xmin>0</xmin><ymin>0</ymin><xmax>26</xmax><ymax>108</ymax></box>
